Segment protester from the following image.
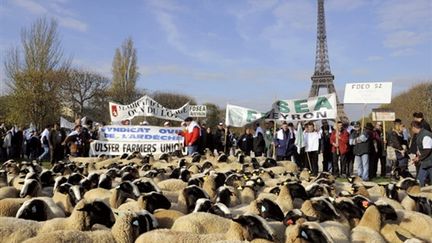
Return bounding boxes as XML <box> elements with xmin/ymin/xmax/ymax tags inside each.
<box><xmin>411</xmin><ymin>120</ymin><xmax>432</xmax><ymax>186</ymax></box>
<box><xmin>350</xmin><ymin>122</ymin><xmax>372</xmax><ymax>181</ymax></box>
<box><xmin>370</xmin><ymin>122</ymin><xmax>386</xmax><ymax>179</ymax></box>
<box><xmin>49</xmin><ymin>123</ymin><xmax>64</xmax><ymax>165</ymax></box>
<box><xmin>287</xmin><ymin>123</ymin><xmax>298</xmax><ymax>163</ymax></box>
<box><xmin>2</xmin><ymin>130</ymin><xmax>12</xmax><ymax>159</ymax></box>
<box><xmin>178</xmin><ymin>117</ymin><xmax>201</xmax><ymax>155</ymax></box>
<box><xmin>214</xmin><ymin>122</ymin><xmax>227</xmax><ymax>154</ymax></box>
<box><xmin>387</xmin><ymin>119</ymin><xmax>409</xmax><ymax>178</ymax></box>
<box><xmin>304</xmin><ymin>122</ymin><xmax>320</xmax><ymax>176</ymax></box>
<box><xmin>28</xmin><ymin>130</ymin><xmax>41</xmax><ymax>160</ymax></box>
<box><xmin>410</xmin><ymin>112</ymin><xmax>431</xmax><ymax>176</ymax></box>
<box><xmin>205</xmin><ymin>127</ymin><xmax>214</xmax><ymax>153</ymax></box>
<box><xmin>274</xmin><ymin>122</ymin><xmax>294</xmax><ymax>161</ymax></box>
<box><xmin>37</xmin><ymin>124</ymin><xmax>52</xmax><ymax>162</ymax></box>
<box><xmin>264</xmin><ymin>121</ymin><xmax>275</xmax><ymax>157</ymax></box>
<box><xmin>63</xmin><ymin>125</ymin><xmax>83</xmax><ymax>157</ymax></box>
<box><xmin>330</xmin><ymin>121</ymin><xmax>350</xmax><ymax>177</ymax></box>
<box><xmin>253</xmin><ymin>123</ymin><xmax>266</xmax><ymax>157</ymax></box>
<box><xmin>320</xmin><ymin>124</ymin><xmax>332</xmax><ymax>172</ymax></box>
<box><xmin>238</xmin><ymin>127</ymin><xmax>254</xmax><ymax>156</ymax></box>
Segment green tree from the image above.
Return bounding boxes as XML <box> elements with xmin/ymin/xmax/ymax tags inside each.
<box><xmin>4</xmin><ymin>17</ymin><xmax>70</xmax><ymax>129</ymax></box>
<box><xmin>202</xmin><ymin>102</ymin><xmax>223</xmax><ymax>129</ymax></box>
<box><xmin>110</xmin><ymin>37</ymin><xmax>139</xmax><ymax>104</ymax></box>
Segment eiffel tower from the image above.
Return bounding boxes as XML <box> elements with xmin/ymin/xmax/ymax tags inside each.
<box><xmin>310</xmin><ymin>0</ymin><xmax>348</xmax><ymax>122</ymax></box>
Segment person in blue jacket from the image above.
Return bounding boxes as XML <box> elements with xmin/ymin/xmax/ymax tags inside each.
<box><xmin>274</xmin><ymin>122</ymin><xmax>295</xmax><ymax>161</ymax></box>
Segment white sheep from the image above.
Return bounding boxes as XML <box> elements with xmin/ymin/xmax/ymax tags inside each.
<box><xmin>350</xmin><ymin>205</ymin><xmax>386</xmax><ymax>243</ymax></box>
<box><xmin>157</xmin><ymin>178</ymin><xmax>187</xmax><ymax>191</ymax></box>
<box><xmin>16</xmin><ymin>197</ymin><xmax>65</xmax><ymax>220</ymax></box>
<box><xmin>171</xmin><ymin>212</ymin><xmax>231</xmax><ymax>234</ymax></box>
<box><xmin>153</xmin><ymin>209</ymin><xmax>185</xmax><ymax>229</ymax></box>
<box><xmin>22</xmin><ymin>211</ymin><xmax>156</xmax><ymax>243</ymax></box>
<box><xmin>0</xmin><ymin>186</ymin><xmax>19</xmax><ymax>200</ymax></box>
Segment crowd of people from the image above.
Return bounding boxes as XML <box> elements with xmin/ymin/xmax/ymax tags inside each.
<box><xmin>179</xmin><ymin>112</ymin><xmax>431</xmax><ymax>186</ymax></box>
<box><xmin>1</xmin><ymin>111</ymin><xmax>431</xmax><ymax>185</ymax></box>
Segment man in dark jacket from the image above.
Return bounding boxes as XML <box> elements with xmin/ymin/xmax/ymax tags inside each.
<box><xmin>350</xmin><ymin>122</ymin><xmax>373</xmax><ymax>181</ymax></box>
<box><xmin>274</xmin><ymin>122</ymin><xmax>294</xmax><ymax>161</ymax></box>
<box><xmin>49</xmin><ymin>123</ymin><xmax>64</xmax><ymax>165</ymax></box>
<box><xmin>253</xmin><ymin>123</ymin><xmax>266</xmax><ymax>157</ymax></box>
<box><xmin>411</xmin><ymin>120</ymin><xmax>432</xmax><ymax>186</ymax></box>
<box><xmin>410</xmin><ymin>112</ymin><xmax>431</xmax><ymax>176</ymax></box>
<box><xmin>238</xmin><ymin>128</ymin><xmax>254</xmax><ymax>156</ymax></box>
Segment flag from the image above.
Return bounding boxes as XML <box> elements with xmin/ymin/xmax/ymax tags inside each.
<box><xmin>295</xmin><ymin>122</ymin><xmax>305</xmax><ymax>154</ymax></box>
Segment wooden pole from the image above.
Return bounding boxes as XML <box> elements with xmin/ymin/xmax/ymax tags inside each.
<box><xmin>361</xmin><ymin>104</ymin><xmax>367</xmax><ymax>134</ymax></box>
<box><xmin>383</xmin><ymin>121</ymin><xmax>386</xmax><ymax>143</ymax></box>
<box><xmin>224</xmin><ymin>127</ymin><xmax>228</xmax><ymax>155</ymax></box>
<box><xmin>273</xmin><ymin>121</ymin><xmax>277</xmax><ymax>160</ymax></box>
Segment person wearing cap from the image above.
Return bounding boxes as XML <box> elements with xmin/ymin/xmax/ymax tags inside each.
<box><xmin>411</xmin><ymin>120</ymin><xmax>432</xmax><ymax>186</ymax></box>
<box><xmin>387</xmin><ymin>119</ymin><xmax>409</xmax><ymax>178</ymax></box>
<box><xmin>350</xmin><ymin>122</ymin><xmax>373</xmax><ymax>181</ymax></box>
<box><xmin>178</xmin><ymin>117</ymin><xmax>201</xmax><ymax>155</ymax></box>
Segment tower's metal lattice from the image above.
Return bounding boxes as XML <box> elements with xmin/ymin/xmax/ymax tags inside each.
<box><xmin>310</xmin><ymin>0</ymin><xmax>348</xmax><ymax>121</ymax></box>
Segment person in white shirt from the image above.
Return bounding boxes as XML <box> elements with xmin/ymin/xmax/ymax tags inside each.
<box><xmin>304</xmin><ymin>122</ymin><xmax>321</xmax><ymax>176</ymax></box>
<box><xmin>37</xmin><ymin>124</ymin><xmax>52</xmax><ymax>162</ymax></box>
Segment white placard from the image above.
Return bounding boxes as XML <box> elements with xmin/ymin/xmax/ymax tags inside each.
<box><xmin>344</xmin><ymin>82</ymin><xmax>392</xmax><ymax>104</ymax></box>
<box><xmin>189</xmin><ymin>105</ymin><xmax>207</xmax><ymax>117</ymax></box>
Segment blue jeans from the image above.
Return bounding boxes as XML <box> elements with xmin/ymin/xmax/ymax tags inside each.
<box><xmin>417</xmin><ymin>165</ymin><xmax>432</xmax><ymax>187</ymax></box>
<box><xmin>187</xmin><ymin>145</ymin><xmax>198</xmax><ymax>155</ymax></box>
<box><xmin>38</xmin><ymin>145</ymin><xmax>49</xmax><ymax>161</ymax></box>
<box><xmin>355</xmin><ymin>154</ymin><xmax>369</xmax><ymax>181</ymax></box>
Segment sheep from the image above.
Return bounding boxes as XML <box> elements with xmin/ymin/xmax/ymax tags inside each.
<box><xmin>0</xmin><ymin>197</ymin><xmax>28</xmax><ymax>217</ymax></box>
<box><xmin>52</xmin><ymin>183</ymin><xmax>84</xmax><ymax>216</ymax></box>
<box><xmin>350</xmin><ymin>205</ymin><xmax>387</xmax><ymax>243</ymax></box>
<box><xmin>83</xmin><ymin>181</ymin><xmax>140</xmax><ymax>208</ymax></box>
<box><xmin>394</xmin><ymin>209</ymin><xmax>432</xmax><ymax>242</ymax></box>
<box><xmin>153</xmin><ymin>209</ymin><xmax>185</xmax><ymax>229</ymax></box>
<box><xmin>175</xmin><ymin>185</ymin><xmax>210</xmax><ymax>214</ymax></box>
<box><xmin>380</xmin><ymin>223</ymin><xmax>418</xmax><ymax>243</ymax></box>
<box><xmin>157</xmin><ymin>178</ymin><xmax>187</xmax><ymax>191</ymax></box>
<box><xmin>171</xmin><ymin>212</ymin><xmax>232</xmax><ymax>234</ymax></box>
<box><xmin>16</xmin><ymin>197</ymin><xmax>65</xmax><ymax>221</ymax></box>
<box><xmin>135</xmin><ymin>214</ymin><xmax>276</xmax><ymax>243</ymax></box>
<box><xmin>23</xmin><ymin>211</ymin><xmax>156</xmax><ymax>243</ymax></box>
<box><xmin>0</xmin><ymin>186</ymin><xmax>19</xmax><ymax>200</ymax></box>
<box><xmin>0</xmin><ymin>199</ymin><xmax>115</xmax><ymax>242</ymax></box>
<box><xmin>116</xmin><ymin>191</ymin><xmax>171</xmax><ymax>213</ymax></box>
<box><xmin>216</xmin><ymin>185</ymin><xmax>241</xmax><ymax>208</ymax></box>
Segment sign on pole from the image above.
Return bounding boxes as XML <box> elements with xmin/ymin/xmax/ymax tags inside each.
<box><xmin>344</xmin><ymin>82</ymin><xmax>392</xmax><ymax>104</ymax></box>
<box><xmin>189</xmin><ymin>105</ymin><xmax>207</xmax><ymax>117</ymax></box>
<box><xmin>371</xmin><ymin>108</ymin><xmax>396</xmax><ymax>122</ymax></box>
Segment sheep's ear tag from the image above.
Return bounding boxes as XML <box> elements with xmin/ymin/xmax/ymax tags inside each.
<box><xmin>286</xmin><ymin>219</ymin><xmax>294</xmax><ymax>225</ymax></box>
<box><xmin>237</xmin><ymin>186</ymin><xmax>243</xmax><ymax>190</ymax></box>
<box><xmin>301</xmin><ymin>230</ymin><xmax>309</xmax><ymax>239</ymax></box>
<box><xmin>261</xmin><ymin>205</ymin><xmax>267</xmax><ymax>212</ymax></box>
<box><xmin>362</xmin><ymin>201</ymin><xmax>369</xmax><ymax>208</ymax></box>
<box><xmin>132</xmin><ymin>219</ymin><xmax>139</xmax><ymax>227</ymax></box>
<box><xmin>32</xmin><ymin>205</ymin><xmax>37</xmax><ymax>213</ymax></box>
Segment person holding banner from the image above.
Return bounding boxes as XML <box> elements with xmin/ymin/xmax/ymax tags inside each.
<box><xmin>387</xmin><ymin>119</ymin><xmax>409</xmax><ymax>178</ymax></box>
<box><xmin>304</xmin><ymin>122</ymin><xmax>320</xmax><ymax>176</ymax></box>
<box><xmin>350</xmin><ymin>122</ymin><xmax>373</xmax><ymax>181</ymax></box>
<box><xmin>178</xmin><ymin>117</ymin><xmax>201</xmax><ymax>155</ymax></box>
<box><xmin>330</xmin><ymin>121</ymin><xmax>350</xmax><ymax>177</ymax></box>
<box><xmin>410</xmin><ymin>120</ymin><xmax>432</xmax><ymax>187</ymax></box>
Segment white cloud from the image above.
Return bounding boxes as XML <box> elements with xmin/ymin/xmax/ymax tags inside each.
<box><xmin>11</xmin><ymin>0</ymin><xmax>88</xmax><ymax>32</ymax></box>
<box><xmin>13</xmin><ymin>0</ymin><xmax>47</xmax><ymax>14</ymax></box>
<box><xmin>390</xmin><ymin>48</ymin><xmax>416</xmax><ymax>57</ymax></box>
<box><xmin>377</xmin><ymin>0</ymin><xmax>431</xmax><ymax>31</ymax></box>
<box><xmin>383</xmin><ymin>31</ymin><xmax>427</xmax><ymax>48</ymax></box>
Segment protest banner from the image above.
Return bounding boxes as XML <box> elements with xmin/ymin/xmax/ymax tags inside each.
<box><xmin>109</xmin><ymin>95</ymin><xmax>190</xmax><ymax>124</ymax></box>
<box><xmin>371</xmin><ymin>108</ymin><xmax>396</xmax><ymax>122</ymax></box>
<box><xmin>60</xmin><ymin>117</ymin><xmax>75</xmax><ymax>129</ymax></box>
<box><xmin>90</xmin><ymin>125</ymin><xmax>185</xmax><ymax>156</ymax></box>
<box><xmin>90</xmin><ymin>140</ymin><xmax>185</xmax><ymax>156</ymax></box>
<box><xmin>343</xmin><ymin>82</ymin><xmax>392</xmax><ymax>104</ymax></box>
<box><xmin>226</xmin><ymin>93</ymin><xmax>337</xmax><ymax>127</ymax></box>
<box><xmin>99</xmin><ymin>125</ymin><xmax>183</xmax><ymax>142</ymax></box>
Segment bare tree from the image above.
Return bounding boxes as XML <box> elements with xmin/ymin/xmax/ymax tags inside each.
<box><xmin>110</xmin><ymin>37</ymin><xmax>139</xmax><ymax>104</ymax></box>
<box><xmin>63</xmin><ymin>69</ymin><xmax>109</xmax><ymax>117</ymax></box>
<box><xmin>4</xmin><ymin>17</ymin><xmax>70</xmax><ymax>129</ymax></box>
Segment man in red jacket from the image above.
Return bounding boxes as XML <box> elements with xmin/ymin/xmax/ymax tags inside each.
<box><xmin>330</xmin><ymin>121</ymin><xmax>350</xmax><ymax>177</ymax></box>
<box><xmin>178</xmin><ymin>117</ymin><xmax>201</xmax><ymax>155</ymax></box>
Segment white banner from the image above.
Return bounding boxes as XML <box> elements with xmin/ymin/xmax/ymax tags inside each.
<box><xmin>109</xmin><ymin>95</ymin><xmax>190</xmax><ymax>124</ymax></box>
<box><xmin>344</xmin><ymin>82</ymin><xmax>392</xmax><ymax>104</ymax></box>
<box><xmin>226</xmin><ymin>93</ymin><xmax>337</xmax><ymax>127</ymax></box>
<box><xmin>189</xmin><ymin>105</ymin><xmax>207</xmax><ymax>117</ymax></box>
<box><xmin>90</xmin><ymin>140</ymin><xmax>184</xmax><ymax>156</ymax></box>
<box><xmin>60</xmin><ymin>117</ymin><xmax>75</xmax><ymax>129</ymax></box>
<box><xmin>90</xmin><ymin>125</ymin><xmax>185</xmax><ymax>156</ymax></box>
<box><xmin>100</xmin><ymin>125</ymin><xmax>183</xmax><ymax>142</ymax></box>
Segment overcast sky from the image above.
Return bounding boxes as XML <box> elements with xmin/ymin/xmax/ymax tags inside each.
<box><xmin>1</xmin><ymin>0</ymin><xmax>431</xmax><ymax>120</ymax></box>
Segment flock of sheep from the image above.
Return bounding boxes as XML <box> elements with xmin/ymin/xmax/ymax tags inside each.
<box><xmin>0</xmin><ymin>149</ymin><xmax>431</xmax><ymax>243</ymax></box>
